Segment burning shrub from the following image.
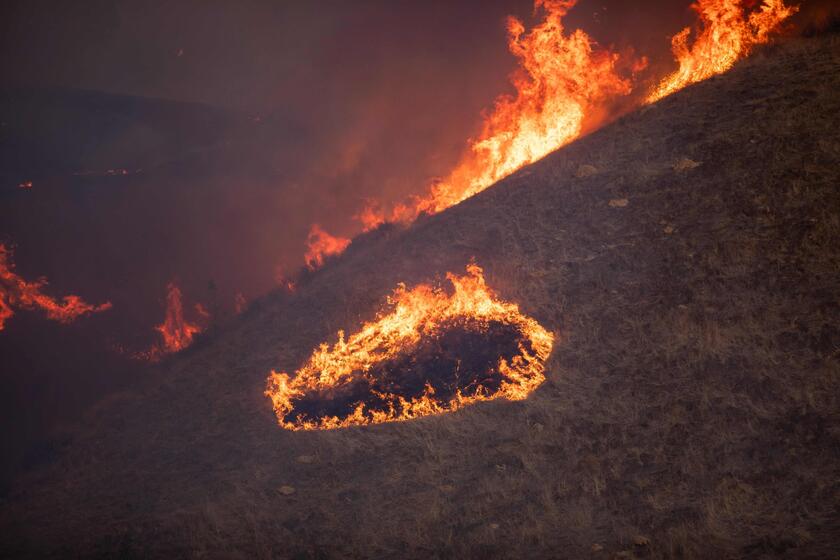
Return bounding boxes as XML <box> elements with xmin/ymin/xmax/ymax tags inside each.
<box><xmin>265</xmin><ymin>263</ymin><xmax>554</xmax><ymax>430</ymax></box>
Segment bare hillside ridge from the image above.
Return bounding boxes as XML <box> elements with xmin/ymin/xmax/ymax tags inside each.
<box><xmin>2</xmin><ymin>34</ymin><xmax>839</xmax><ymax>560</ymax></box>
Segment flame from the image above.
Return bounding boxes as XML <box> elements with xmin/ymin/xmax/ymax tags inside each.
<box><xmin>647</xmin><ymin>0</ymin><xmax>797</xmax><ymax>103</ymax></box>
<box><xmin>265</xmin><ymin>263</ymin><xmax>554</xmax><ymax>430</ymax></box>
<box><xmin>0</xmin><ymin>243</ymin><xmax>111</xmax><ymax>331</ymax></box>
<box><xmin>304</xmin><ymin>224</ymin><xmax>351</xmax><ymax>269</ymax></box>
<box><xmin>273</xmin><ymin>265</ymin><xmax>297</xmax><ymax>292</ymax></box>
<box><xmin>298</xmin><ymin>2</ymin><xmax>797</xmax><ymax>280</ymax></box>
<box><xmin>155</xmin><ymin>282</ymin><xmax>202</xmax><ymax>353</ymax></box>
<box><xmin>234</xmin><ymin>292</ymin><xmax>247</xmax><ymax>314</ymax></box>
<box><xmin>140</xmin><ymin>282</ymin><xmax>205</xmax><ymax>360</ymax></box>
<box><xmin>359</xmin><ymin>0</ymin><xmax>634</xmax><ymax>227</ymax></box>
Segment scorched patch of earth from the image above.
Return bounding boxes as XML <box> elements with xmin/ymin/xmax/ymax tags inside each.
<box><xmin>265</xmin><ymin>263</ymin><xmax>554</xmax><ymax>430</ymax></box>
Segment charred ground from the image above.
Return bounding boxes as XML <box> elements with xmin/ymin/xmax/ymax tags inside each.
<box><xmin>1</xmin><ymin>33</ymin><xmax>839</xmax><ymax>559</ymax></box>
<box><xmin>285</xmin><ymin>317</ymin><xmax>536</xmax><ymax>426</ymax></box>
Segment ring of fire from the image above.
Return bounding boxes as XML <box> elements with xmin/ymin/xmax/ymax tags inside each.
<box><xmin>265</xmin><ymin>264</ymin><xmax>554</xmax><ymax>430</ymax></box>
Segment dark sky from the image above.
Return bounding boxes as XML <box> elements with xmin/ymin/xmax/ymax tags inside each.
<box><xmin>0</xmin><ymin>1</ymin><xmax>692</xmax><ymax>112</ymax></box>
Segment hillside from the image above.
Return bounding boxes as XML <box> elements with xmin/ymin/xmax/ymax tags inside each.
<box><xmin>2</xmin><ymin>33</ymin><xmax>839</xmax><ymax>559</ymax></box>
<box><xmin>0</xmin><ymin>88</ymin><xmax>305</xmax><ymax>488</ymax></box>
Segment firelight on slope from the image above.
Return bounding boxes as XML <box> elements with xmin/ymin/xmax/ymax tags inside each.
<box><xmin>265</xmin><ymin>263</ymin><xmax>554</xmax><ymax>430</ymax></box>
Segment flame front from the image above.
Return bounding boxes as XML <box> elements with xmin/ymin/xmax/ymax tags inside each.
<box><xmin>359</xmin><ymin>0</ymin><xmax>635</xmax><ymax>227</ymax></box>
<box><xmin>647</xmin><ymin>0</ymin><xmax>797</xmax><ymax>103</ymax></box>
<box><xmin>265</xmin><ymin>263</ymin><xmax>554</xmax><ymax>430</ymax></box>
<box><xmin>310</xmin><ymin>0</ymin><xmax>797</xmax><ymax>255</ymax></box>
<box><xmin>0</xmin><ymin>243</ymin><xmax>111</xmax><ymax>330</ymax></box>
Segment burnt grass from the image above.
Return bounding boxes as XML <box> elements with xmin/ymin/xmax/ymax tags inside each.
<box><xmin>288</xmin><ymin>318</ymin><xmax>536</xmax><ymax>425</ymax></box>
<box><xmin>2</xmin><ymin>34</ymin><xmax>840</xmax><ymax>559</ymax></box>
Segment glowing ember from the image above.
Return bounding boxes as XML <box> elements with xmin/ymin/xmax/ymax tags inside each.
<box><xmin>359</xmin><ymin>0</ymin><xmax>635</xmax><ymax>227</ymax></box>
<box><xmin>234</xmin><ymin>292</ymin><xmax>247</xmax><ymax>314</ymax></box>
<box><xmin>0</xmin><ymin>243</ymin><xmax>111</xmax><ymax>330</ymax></box>
<box><xmin>141</xmin><ymin>282</ymin><xmax>205</xmax><ymax>360</ymax></box>
<box><xmin>647</xmin><ymin>0</ymin><xmax>797</xmax><ymax>103</ymax></box>
<box><xmin>273</xmin><ymin>265</ymin><xmax>296</xmax><ymax>292</ymax></box>
<box><xmin>304</xmin><ymin>224</ymin><xmax>351</xmax><ymax>269</ymax></box>
<box><xmin>265</xmin><ymin>263</ymin><xmax>554</xmax><ymax>430</ymax></box>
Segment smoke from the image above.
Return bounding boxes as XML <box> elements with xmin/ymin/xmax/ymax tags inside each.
<box><xmin>0</xmin><ymin>0</ymin><xmax>832</xmax><ymax>485</ymax></box>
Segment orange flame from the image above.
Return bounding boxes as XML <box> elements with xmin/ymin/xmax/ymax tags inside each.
<box><xmin>140</xmin><ymin>282</ymin><xmax>205</xmax><ymax>361</ymax></box>
<box><xmin>360</xmin><ymin>0</ymin><xmax>634</xmax><ymax>227</ymax></box>
<box><xmin>304</xmin><ymin>224</ymin><xmax>351</xmax><ymax>269</ymax></box>
<box><xmin>234</xmin><ymin>292</ymin><xmax>247</xmax><ymax>314</ymax></box>
<box><xmin>647</xmin><ymin>0</ymin><xmax>797</xmax><ymax>103</ymax></box>
<box><xmin>303</xmin><ymin>2</ymin><xmax>797</xmax><ymax>272</ymax></box>
<box><xmin>273</xmin><ymin>265</ymin><xmax>297</xmax><ymax>292</ymax></box>
<box><xmin>0</xmin><ymin>243</ymin><xmax>111</xmax><ymax>331</ymax></box>
<box><xmin>265</xmin><ymin>263</ymin><xmax>554</xmax><ymax>430</ymax></box>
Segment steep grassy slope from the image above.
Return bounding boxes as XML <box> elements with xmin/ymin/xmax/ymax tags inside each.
<box><xmin>2</xmin><ymin>34</ymin><xmax>839</xmax><ymax>559</ymax></box>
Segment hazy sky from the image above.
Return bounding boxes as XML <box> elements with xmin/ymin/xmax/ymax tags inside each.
<box><xmin>1</xmin><ymin>1</ymin><xmax>691</xmax><ymax>112</ymax></box>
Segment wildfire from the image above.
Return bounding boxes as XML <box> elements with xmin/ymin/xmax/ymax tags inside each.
<box><xmin>273</xmin><ymin>265</ymin><xmax>297</xmax><ymax>292</ymax></box>
<box><xmin>309</xmin><ymin>0</ymin><xmax>798</xmax><ymax>257</ymax></box>
<box><xmin>304</xmin><ymin>224</ymin><xmax>351</xmax><ymax>269</ymax></box>
<box><xmin>0</xmin><ymin>243</ymin><xmax>111</xmax><ymax>330</ymax></box>
<box><xmin>141</xmin><ymin>282</ymin><xmax>205</xmax><ymax>360</ymax></box>
<box><xmin>359</xmin><ymin>0</ymin><xmax>636</xmax><ymax>227</ymax></box>
<box><xmin>647</xmin><ymin>0</ymin><xmax>797</xmax><ymax>103</ymax></box>
<box><xmin>234</xmin><ymin>292</ymin><xmax>247</xmax><ymax>314</ymax></box>
<box><xmin>265</xmin><ymin>263</ymin><xmax>554</xmax><ymax>430</ymax></box>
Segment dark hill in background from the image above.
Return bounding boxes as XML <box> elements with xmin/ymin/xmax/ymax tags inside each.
<box><xmin>0</xmin><ymin>88</ymin><xmax>309</xmax><ymax>488</ymax></box>
<box><xmin>0</xmin><ymin>87</ymin><xmax>240</xmax><ymax>183</ymax></box>
<box><xmin>2</xmin><ymin>34</ymin><xmax>839</xmax><ymax>559</ymax></box>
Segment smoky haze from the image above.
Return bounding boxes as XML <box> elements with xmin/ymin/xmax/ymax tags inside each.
<box><xmin>0</xmin><ymin>0</ymin><xmax>832</xmax><ymax>487</ymax></box>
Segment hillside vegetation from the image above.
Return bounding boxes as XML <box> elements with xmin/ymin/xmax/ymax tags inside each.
<box><xmin>2</xmin><ymin>33</ymin><xmax>839</xmax><ymax>559</ymax></box>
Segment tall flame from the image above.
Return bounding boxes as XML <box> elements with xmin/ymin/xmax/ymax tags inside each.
<box><xmin>0</xmin><ymin>243</ymin><xmax>111</xmax><ymax>331</ymax></box>
<box><xmin>265</xmin><ymin>263</ymin><xmax>554</xmax><ymax>430</ymax></box>
<box><xmin>647</xmin><ymin>0</ymin><xmax>797</xmax><ymax>103</ymax></box>
<box><xmin>140</xmin><ymin>282</ymin><xmax>204</xmax><ymax>361</ymax></box>
<box><xmin>360</xmin><ymin>0</ymin><xmax>635</xmax><ymax>227</ymax></box>
<box><xmin>305</xmin><ymin>1</ymin><xmax>797</xmax><ymax>274</ymax></box>
<box><xmin>155</xmin><ymin>282</ymin><xmax>202</xmax><ymax>353</ymax></box>
<box><xmin>304</xmin><ymin>224</ymin><xmax>351</xmax><ymax>270</ymax></box>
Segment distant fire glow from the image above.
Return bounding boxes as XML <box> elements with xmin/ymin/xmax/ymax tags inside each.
<box><xmin>0</xmin><ymin>243</ymin><xmax>111</xmax><ymax>331</ymax></box>
<box><xmin>304</xmin><ymin>224</ymin><xmax>351</xmax><ymax>269</ymax></box>
<box><xmin>647</xmin><ymin>0</ymin><xmax>797</xmax><ymax>103</ymax></box>
<box><xmin>265</xmin><ymin>263</ymin><xmax>554</xmax><ymax>430</ymax></box>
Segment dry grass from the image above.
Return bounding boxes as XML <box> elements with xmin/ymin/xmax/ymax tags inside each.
<box><xmin>2</xmin><ymin>33</ymin><xmax>840</xmax><ymax>559</ymax></box>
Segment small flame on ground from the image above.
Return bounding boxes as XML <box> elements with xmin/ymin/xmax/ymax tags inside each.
<box><xmin>0</xmin><ymin>243</ymin><xmax>111</xmax><ymax>331</ymax></box>
<box><xmin>304</xmin><ymin>224</ymin><xmax>351</xmax><ymax>270</ymax></box>
<box><xmin>234</xmin><ymin>292</ymin><xmax>247</xmax><ymax>314</ymax></box>
<box><xmin>647</xmin><ymin>0</ymin><xmax>797</xmax><ymax>103</ymax></box>
<box><xmin>265</xmin><ymin>263</ymin><xmax>554</xmax><ymax>430</ymax></box>
<box><xmin>273</xmin><ymin>265</ymin><xmax>297</xmax><ymax>292</ymax></box>
<box><xmin>139</xmin><ymin>282</ymin><xmax>205</xmax><ymax>361</ymax></box>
